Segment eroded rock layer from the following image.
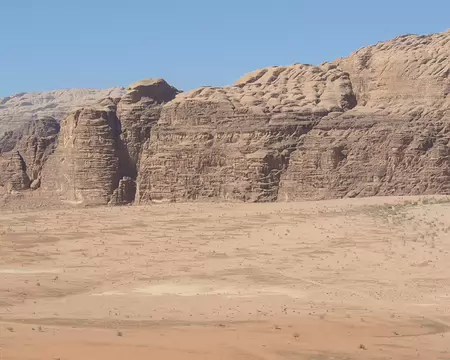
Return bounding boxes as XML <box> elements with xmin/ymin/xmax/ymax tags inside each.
<box><xmin>279</xmin><ymin>30</ymin><xmax>450</xmax><ymax>200</ymax></box>
<box><xmin>0</xmin><ymin>88</ymin><xmax>125</xmax><ymax>140</ymax></box>
<box><xmin>39</xmin><ymin>80</ymin><xmax>179</xmax><ymax>205</ymax></box>
<box><xmin>0</xmin><ymin>88</ymin><xmax>124</xmax><ymax>197</ymax></box>
<box><xmin>117</xmin><ymin>79</ymin><xmax>180</xmax><ymax>179</ymax></box>
<box><xmin>137</xmin><ymin>63</ymin><xmax>356</xmax><ymax>202</ymax></box>
<box><xmin>1</xmin><ymin>30</ymin><xmax>449</xmax><ymax>205</ymax></box>
<box><xmin>41</xmin><ymin>99</ymin><xmax>121</xmax><ymax>205</ymax></box>
<box><xmin>0</xmin><ymin>152</ymin><xmax>30</xmax><ymax>192</ymax></box>
<box><xmin>0</xmin><ymin>117</ymin><xmax>59</xmax><ymax>192</ymax></box>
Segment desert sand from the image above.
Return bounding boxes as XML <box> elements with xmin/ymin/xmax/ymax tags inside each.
<box><xmin>1</xmin><ymin>196</ymin><xmax>450</xmax><ymax>359</ymax></box>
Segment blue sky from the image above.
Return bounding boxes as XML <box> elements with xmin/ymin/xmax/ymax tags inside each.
<box><xmin>0</xmin><ymin>0</ymin><xmax>448</xmax><ymax>97</ymax></box>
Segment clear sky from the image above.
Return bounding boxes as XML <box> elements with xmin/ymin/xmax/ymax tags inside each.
<box><xmin>0</xmin><ymin>0</ymin><xmax>448</xmax><ymax>97</ymax></box>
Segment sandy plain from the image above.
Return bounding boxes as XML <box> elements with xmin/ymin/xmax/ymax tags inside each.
<box><xmin>1</xmin><ymin>196</ymin><xmax>450</xmax><ymax>359</ymax></box>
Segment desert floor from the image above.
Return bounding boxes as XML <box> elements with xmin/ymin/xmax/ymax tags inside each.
<box><xmin>1</xmin><ymin>196</ymin><xmax>450</xmax><ymax>360</ymax></box>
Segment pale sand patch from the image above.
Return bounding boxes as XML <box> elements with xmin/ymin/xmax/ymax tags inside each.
<box><xmin>0</xmin><ymin>268</ymin><xmax>60</xmax><ymax>274</ymax></box>
<box><xmin>132</xmin><ymin>282</ymin><xmax>304</xmax><ymax>298</ymax></box>
<box><xmin>91</xmin><ymin>291</ymin><xmax>126</xmax><ymax>296</ymax></box>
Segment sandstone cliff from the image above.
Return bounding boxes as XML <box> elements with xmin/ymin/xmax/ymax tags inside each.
<box><xmin>0</xmin><ymin>88</ymin><xmax>125</xmax><ymax>142</ymax></box>
<box><xmin>40</xmin><ymin>99</ymin><xmax>121</xmax><ymax>205</ymax></box>
<box><xmin>137</xmin><ymin>63</ymin><xmax>356</xmax><ymax>202</ymax></box>
<box><xmin>117</xmin><ymin>79</ymin><xmax>180</xmax><ymax>180</ymax></box>
<box><xmin>0</xmin><ymin>88</ymin><xmax>124</xmax><ymax>195</ymax></box>
<box><xmin>40</xmin><ymin>79</ymin><xmax>179</xmax><ymax>205</ymax></box>
<box><xmin>1</xmin><ymin>30</ymin><xmax>448</xmax><ymax>206</ymax></box>
<box><xmin>279</xmin><ymin>30</ymin><xmax>450</xmax><ymax>200</ymax></box>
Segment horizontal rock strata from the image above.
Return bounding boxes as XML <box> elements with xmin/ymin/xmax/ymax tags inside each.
<box><xmin>1</xmin><ymin>30</ymin><xmax>449</xmax><ymax>205</ymax></box>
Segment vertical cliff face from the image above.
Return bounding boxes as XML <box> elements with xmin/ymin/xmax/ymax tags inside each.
<box><xmin>0</xmin><ymin>117</ymin><xmax>59</xmax><ymax>192</ymax></box>
<box><xmin>0</xmin><ymin>152</ymin><xmax>30</xmax><ymax>192</ymax></box>
<box><xmin>137</xmin><ymin>31</ymin><xmax>448</xmax><ymax>203</ymax></box>
<box><xmin>41</xmin><ymin>99</ymin><xmax>121</xmax><ymax>205</ymax></box>
<box><xmin>279</xmin><ymin>31</ymin><xmax>450</xmax><ymax>200</ymax></box>
<box><xmin>39</xmin><ymin>80</ymin><xmax>179</xmax><ymax>205</ymax></box>
<box><xmin>15</xmin><ymin>117</ymin><xmax>60</xmax><ymax>186</ymax></box>
<box><xmin>116</xmin><ymin>79</ymin><xmax>180</xmax><ymax>179</ymax></box>
<box><xmin>278</xmin><ymin>114</ymin><xmax>450</xmax><ymax>200</ymax></box>
<box><xmin>136</xmin><ymin>64</ymin><xmax>356</xmax><ymax>203</ymax></box>
<box><xmin>0</xmin><ymin>88</ymin><xmax>124</xmax><ymax>198</ymax></box>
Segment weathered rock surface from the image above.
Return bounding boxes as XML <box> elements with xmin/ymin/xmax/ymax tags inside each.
<box><xmin>108</xmin><ymin>177</ymin><xmax>136</xmax><ymax>206</ymax></box>
<box><xmin>14</xmin><ymin>117</ymin><xmax>60</xmax><ymax>180</ymax></box>
<box><xmin>137</xmin><ymin>63</ymin><xmax>356</xmax><ymax>202</ymax></box>
<box><xmin>39</xmin><ymin>80</ymin><xmax>179</xmax><ymax>205</ymax></box>
<box><xmin>117</xmin><ymin>79</ymin><xmax>180</xmax><ymax>178</ymax></box>
<box><xmin>1</xmin><ymin>30</ymin><xmax>449</xmax><ymax>206</ymax></box>
<box><xmin>138</xmin><ymin>30</ymin><xmax>449</xmax><ymax>203</ymax></box>
<box><xmin>0</xmin><ymin>117</ymin><xmax>60</xmax><ymax>192</ymax></box>
<box><xmin>0</xmin><ymin>88</ymin><xmax>125</xmax><ymax>195</ymax></box>
<box><xmin>279</xmin><ymin>30</ymin><xmax>450</xmax><ymax>200</ymax></box>
<box><xmin>40</xmin><ymin>99</ymin><xmax>121</xmax><ymax>205</ymax></box>
<box><xmin>0</xmin><ymin>152</ymin><xmax>30</xmax><ymax>192</ymax></box>
<box><xmin>0</xmin><ymin>88</ymin><xmax>125</xmax><ymax>142</ymax></box>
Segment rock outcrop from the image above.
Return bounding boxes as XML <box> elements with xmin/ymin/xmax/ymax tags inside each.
<box><xmin>117</xmin><ymin>79</ymin><xmax>180</xmax><ymax>179</ymax></box>
<box><xmin>1</xmin><ymin>30</ymin><xmax>449</xmax><ymax>206</ymax></box>
<box><xmin>40</xmin><ymin>80</ymin><xmax>179</xmax><ymax>205</ymax></box>
<box><xmin>138</xmin><ymin>30</ymin><xmax>448</xmax><ymax>203</ymax></box>
<box><xmin>0</xmin><ymin>117</ymin><xmax>59</xmax><ymax>192</ymax></box>
<box><xmin>40</xmin><ymin>99</ymin><xmax>121</xmax><ymax>205</ymax></box>
<box><xmin>0</xmin><ymin>152</ymin><xmax>30</xmax><ymax>192</ymax></box>
<box><xmin>0</xmin><ymin>88</ymin><xmax>125</xmax><ymax>196</ymax></box>
<box><xmin>0</xmin><ymin>88</ymin><xmax>125</xmax><ymax>142</ymax></box>
<box><xmin>108</xmin><ymin>177</ymin><xmax>136</xmax><ymax>206</ymax></box>
<box><xmin>137</xmin><ymin>63</ymin><xmax>356</xmax><ymax>202</ymax></box>
<box><xmin>279</xmin><ymin>30</ymin><xmax>450</xmax><ymax>200</ymax></box>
